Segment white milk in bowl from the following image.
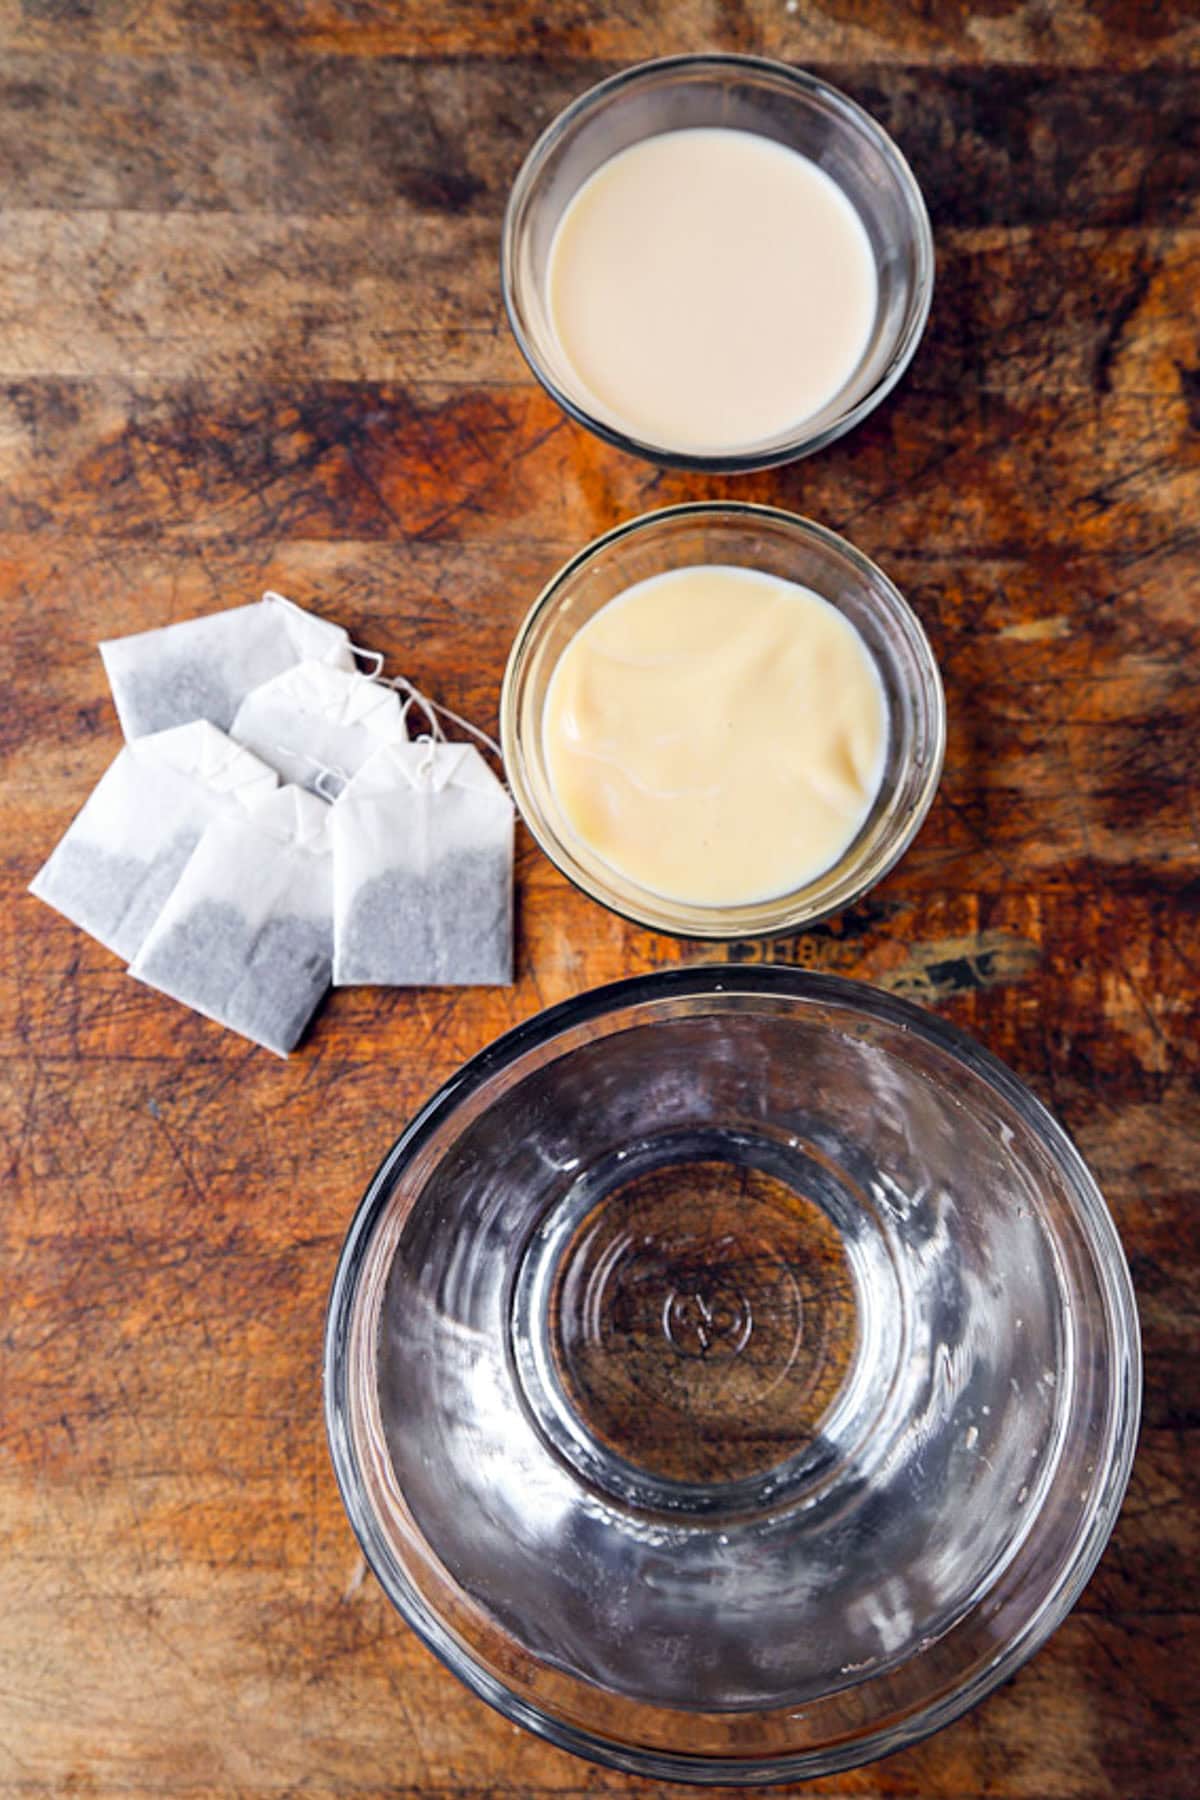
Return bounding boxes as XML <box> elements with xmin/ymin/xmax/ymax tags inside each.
<box><xmin>546</xmin><ymin>128</ymin><xmax>878</xmax><ymax>455</ymax></box>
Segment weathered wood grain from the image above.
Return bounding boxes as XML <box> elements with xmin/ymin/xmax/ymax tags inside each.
<box><xmin>0</xmin><ymin>56</ymin><xmax>1196</xmax><ymax>225</ymax></box>
<box><xmin>0</xmin><ymin>379</ymin><xmax>1195</xmax><ymax>567</ymax></box>
<box><xmin>1</xmin><ymin>0</ymin><xmax>1199</xmax><ymax>68</ymax></box>
<box><xmin>1</xmin><ymin>3</ymin><xmax>1197</xmax><ymax>1797</ymax></box>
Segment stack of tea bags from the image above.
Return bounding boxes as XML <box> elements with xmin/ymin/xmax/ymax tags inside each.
<box><xmin>31</xmin><ymin>593</ymin><xmax>514</xmax><ymax>1056</ymax></box>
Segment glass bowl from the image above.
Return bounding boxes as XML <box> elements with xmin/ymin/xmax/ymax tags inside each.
<box><xmin>324</xmin><ymin>966</ymin><xmax>1141</xmax><ymax>1786</ymax></box>
<box><xmin>501</xmin><ymin>53</ymin><xmax>934</xmax><ymax>472</ymax></box>
<box><xmin>500</xmin><ymin>502</ymin><xmax>945</xmax><ymax>940</ymax></box>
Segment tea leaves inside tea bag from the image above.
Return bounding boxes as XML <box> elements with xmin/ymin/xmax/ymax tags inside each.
<box><xmin>29</xmin><ymin>721</ymin><xmax>279</xmax><ymax>963</ymax></box>
<box><xmin>332</xmin><ymin>740</ymin><xmax>513</xmax><ymax>988</ymax></box>
<box><xmin>230</xmin><ymin>660</ymin><xmax>408</xmax><ymax>794</ymax></box>
<box><xmin>100</xmin><ymin>592</ymin><xmax>354</xmax><ymax>739</ymax></box>
<box><xmin>130</xmin><ymin>784</ymin><xmax>334</xmax><ymax>1056</ymax></box>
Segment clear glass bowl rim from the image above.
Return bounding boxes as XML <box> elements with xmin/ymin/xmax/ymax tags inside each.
<box><xmin>499</xmin><ymin>501</ymin><xmax>947</xmax><ymax>940</ymax></box>
<box><xmin>500</xmin><ymin>51</ymin><xmax>936</xmax><ymax>473</ymax></box>
<box><xmin>323</xmin><ymin>964</ymin><xmax>1142</xmax><ymax>1787</ymax></box>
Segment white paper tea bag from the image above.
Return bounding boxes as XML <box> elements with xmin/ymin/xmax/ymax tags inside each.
<box><xmin>129</xmin><ymin>785</ymin><xmax>334</xmax><ymax>1056</ymax></box>
<box><xmin>29</xmin><ymin>721</ymin><xmax>278</xmax><ymax>963</ymax></box>
<box><xmin>332</xmin><ymin>739</ymin><xmax>513</xmax><ymax>988</ymax></box>
<box><xmin>100</xmin><ymin>592</ymin><xmax>355</xmax><ymax>740</ymax></box>
<box><xmin>230</xmin><ymin>660</ymin><xmax>408</xmax><ymax>794</ymax></box>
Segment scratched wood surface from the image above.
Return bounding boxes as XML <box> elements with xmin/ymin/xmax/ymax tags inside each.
<box><xmin>2</xmin><ymin>2</ymin><xmax>1198</xmax><ymax>1795</ymax></box>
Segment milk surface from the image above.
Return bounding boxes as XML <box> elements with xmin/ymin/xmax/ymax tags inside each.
<box><xmin>547</xmin><ymin>128</ymin><xmax>878</xmax><ymax>453</ymax></box>
<box><xmin>542</xmin><ymin>565</ymin><xmax>888</xmax><ymax>906</ymax></box>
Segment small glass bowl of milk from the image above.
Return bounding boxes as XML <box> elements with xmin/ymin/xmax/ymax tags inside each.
<box><xmin>501</xmin><ymin>503</ymin><xmax>945</xmax><ymax>939</ymax></box>
<box><xmin>502</xmin><ymin>54</ymin><xmax>934</xmax><ymax>471</ymax></box>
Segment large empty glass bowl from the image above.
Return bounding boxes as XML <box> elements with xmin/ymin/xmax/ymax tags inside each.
<box><xmin>324</xmin><ymin>968</ymin><xmax>1140</xmax><ymax>1784</ymax></box>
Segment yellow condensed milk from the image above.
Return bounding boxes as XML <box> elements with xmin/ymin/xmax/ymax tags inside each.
<box><xmin>546</xmin><ymin>128</ymin><xmax>878</xmax><ymax>453</ymax></box>
<box><xmin>542</xmin><ymin>565</ymin><xmax>888</xmax><ymax>907</ymax></box>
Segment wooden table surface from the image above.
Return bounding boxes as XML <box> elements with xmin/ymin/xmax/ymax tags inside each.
<box><xmin>3</xmin><ymin>3</ymin><xmax>1198</xmax><ymax>1795</ymax></box>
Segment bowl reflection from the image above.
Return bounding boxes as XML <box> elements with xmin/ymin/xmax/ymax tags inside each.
<box><xmin>325</xmin><ymin>967</ymin><xmax>1139</xmax><ymax>1784</ymax></box>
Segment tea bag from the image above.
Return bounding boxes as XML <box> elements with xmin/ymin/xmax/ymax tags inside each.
<box><xmin>230</xmin><ymin>660</ymin><xmax>408</xmax><ymax>794</ymax></box>
<box><xmin>100</xmin><ymin>591</ymin><xmax>356</xmax><ymax>740</ymax></box>
<box><xmin>129</xmin><ymin>785</ymin><xmax>334</xmax><ymax>1056</ymax></box>
<box><xmin>332</xmin><ymin>738</ymin><xmax>513</xmax><ymax>987</ymax></box>
<box><xmin>29</xmin><ymin>721</ymin><xmax>278</xmax><ymax>963</ymax></box>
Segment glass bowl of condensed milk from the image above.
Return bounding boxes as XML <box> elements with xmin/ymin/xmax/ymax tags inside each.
<box><xmin>502</xmin><ymin>54</ymin><xmax>934</xmax><ymax>470</ymax></box>
<box><xmin>325</xmin><ymin>965</ymin><xmax>1141</xmax><ymax>1783</ymax></box>
<box><xmin>501</xmin><ymin>503</ymin><xmax>945</xmax><ymax>939</ymax></box>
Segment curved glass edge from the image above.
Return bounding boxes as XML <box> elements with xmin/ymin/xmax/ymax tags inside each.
<box><xmin>323</xmin><ymin>964</ymin><xmax>1142</xmax><ymax>1786</ymax></box>
<box><xmin>500</xmin><ymin>53</ymin><xmax>936</xmax><ymax>474</ymax></box>
<box><xmin>499</xmin><ymin>502</ymin><xmax>948</xmax><ymax>940</ymax></box>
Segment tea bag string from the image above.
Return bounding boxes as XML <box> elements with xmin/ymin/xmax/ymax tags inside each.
<box><xmin>388</xmin><ymin>681</ymin><xmax>446</xmax><ymax>780</ymax></box>
<box><xmin>262</xmin><ymin>590</ymin><xmax>384</xmax><ymax>679</ymax></box>
<box><xmin>391</xmin><ymin>678</ymin><xmax>446</xmax><ymax>746</ymax></box>
<box><xmin>385</xmin><ymin>676</ymin><xmax>506</xmax><ymax>776</ymax></box>
<box><xmin>348</xmin><ymin>642</ymin><xmax>385</xmax><ymax>679</ymax></box>
<box><xmin>275</xmin><ymin>744</ymin><xmax>351</xmax><ymax>804</ymax></box>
